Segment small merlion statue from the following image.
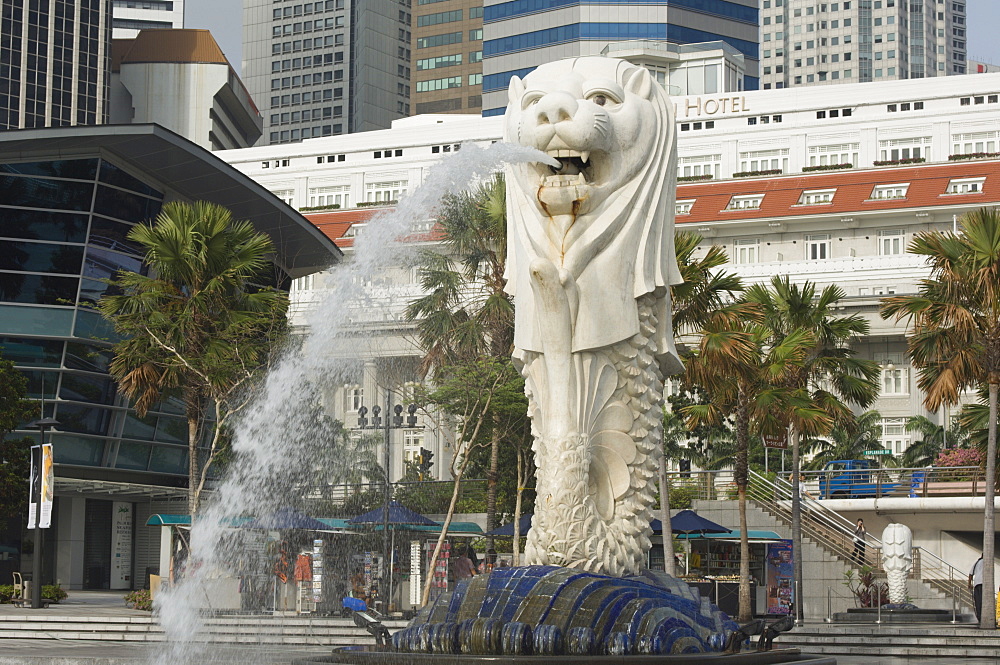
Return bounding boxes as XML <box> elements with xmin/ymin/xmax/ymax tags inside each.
<box><xmin>881</xmin><ymin>523</ymin><xmax>913</xmax><ymax>604</ymax></box>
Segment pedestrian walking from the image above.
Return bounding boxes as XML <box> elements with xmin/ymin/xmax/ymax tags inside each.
<box><xmin>852</xmin><ymin>518</ymin><xmax>867</xmax><ymax>565</ymax></box>
<box><xmin>969</xmin><ymin>555</ymin><xmax>984</xmax><ymax>622</ymax></box>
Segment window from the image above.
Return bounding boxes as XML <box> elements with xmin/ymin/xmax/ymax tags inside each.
<box><xmin>726</xmin><ymin>194</ymin><xmax>764</xmax><ymax>211</ymax></box>
<box><xmin>417</xmin><ymin>31</ymin><xmax>462</xmax><ymax>48</ymax></box>
<box><xmin>271</xmin><ymin>189</ymin><xmax>295</xmax><ymax>206</ymax></box>
<box><xmin>799</xmin><ymin>189</ymin><xmax>836</xmax><ymax>205</ymax></box>
<box><xmin>416</xmin><ymin>54</ymin><xmax>462</xmax><ymax>70</ymax></box>
<box><xmin>675</xmin><ymin>199</ymin><xmax>695</xmax><ymax>215</ymax></box>
<box><xmin>882</xmin><ymin>368</ymin><xmax>908</xmax><ymax>395</ymax></box>
<box><xmin>952</xmin><ymin>130</ymin><xmax>1000</xmax><ymax>156</ymax></box>
<box><xmin>738</xmin><ymin>148</ymin><xmax>788</xmax><ymax>173</ymax></box>
<box><xmin>678</xmin><ymin>153</ymin><xmax>722</xmax><ymax>179</ymax></box>
<box><xmin>309</xmin><ymin>184</ymin><xmax>351</xmax><ymax>208</ymax></box>
<box><xmin>346</xmin><ymin>386</ymin><xmax>364</xmax><ymax>412</ymax></box>
<box><xmin>877</xmin><ymin>229</ymin><xmax>904</xmax><ymax>255</ymax></box>
<box><xmin>881</xmin><ymin>417</ymin><xmax>909</xmax><ymax>456</ymax></box>
<box><xmin>805</xmin><ymin>234</ymin><xmax>831</xmax><ymax>260</ymax></box>
<box><xmin>879</xmin><ymin>137</ymin><xmax>931</xmax><ymax>162</ymax></box>
<box><xmin>869</xmin><ymin>183</ymin><xmax>910</xmax><ymax>200</ymax></box>
<box><xmin>366</xmin><ymin>180</ymin><xmax>408</xmax><ymax>202</ymax></box>
<box><xmin>808</xmin><ymin>142</ymin><xmax>859</xmax><ymax>167</ymax></box>
<box><xmin>403</xmin><ymin>429</ymin><xmax>424</xmax><ymax>465</ymax></box>
<box><xmin>734</xmin><ymin>238</ymin><xmax>760</xmax><ymax>264</ymax></box>
<box><xmin>416</xmin><ymin>76</ymin><xmax>462</xmax><ymax>92</ymax></box>
<box><xmin>945</xmin><ymin>177</ymin><xmax>985</xmax><ymax>194</ymax></box>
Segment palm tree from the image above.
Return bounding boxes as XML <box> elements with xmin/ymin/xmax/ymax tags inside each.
<box><xmin>747</xmin><ymin>276</ymin><xmax>880</xmax><ymax>624</ymax></box>
<box><xmin>804</xmin><ymin>410</ymin><xmax>884</xmax><ymax>469</ymax></box>
<box><xmin>406</xmin><ymin>174</ymin><xmax>512</xmax><ymax>542</ymax></box>
<box><xmin>660</xmin><ymin>231</ymin><xmax>745</xmax><ymax>575</ymax></box>
<box><xmin>881</xmin><ymin>208</ymin><xmax>1000</xmax><ymax>629</ymax></box>
<box><xmin>683</xmin><ymin>299</ymin><xmax>830</xmax><ymax>622</ymax></box>
<box><xmin>98</xmin><ymin>201</ymin><xmax>287</xmax><ymax>514</ymax></box>
<box><xmin>901</xmin><ymin>415</ymin><xmax>968</xmax><ymax>468</ymax></box>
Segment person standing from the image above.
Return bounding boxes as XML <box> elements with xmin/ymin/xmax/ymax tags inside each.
<box><xmin>852</xmin><ymin>519</ymin><xmax>867</xmax><ymax>565</ymax></box>
<box><xmin>969</xmin><ymin>555</ymin><xmax>985</xmax><ymax>622</ymax></box>
<box><xmin>453</xmin><ymin>544</ymin><xmax>478</xmax><ymax>581</ymax></box>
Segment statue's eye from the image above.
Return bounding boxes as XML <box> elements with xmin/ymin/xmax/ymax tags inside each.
<box><xmin>586</xmin><ymin>91</ymin><xmax>620</xmax><ymax>107</ymax></box>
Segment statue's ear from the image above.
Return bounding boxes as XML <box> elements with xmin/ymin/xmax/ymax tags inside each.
<box><xmin>508</xmin><ymin>75</ymin><xmax>525</xmax><ymax>105</ymax></box>
<box><xmin>623</xmin><ymin>66</ymin><xmax>652</xmax><ymax>100</ymax></box>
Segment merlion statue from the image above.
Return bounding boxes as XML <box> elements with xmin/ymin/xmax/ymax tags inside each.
<box><xmin>503</xmin><ymin>57</ymin><xmax>683</xmax><ymax>575</ymax></box>
<box><xmin>881</xmin><ymin>523</ymin><xmax>913</xmax><ymax>604</ymax></box>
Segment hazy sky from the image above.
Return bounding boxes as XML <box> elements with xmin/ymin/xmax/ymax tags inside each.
<box><xmin>186</xmin><ymin>0</ymin><xmax>1000</xmax><ymax>76</ymax></box>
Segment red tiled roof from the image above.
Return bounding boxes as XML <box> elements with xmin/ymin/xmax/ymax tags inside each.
<box><xmin>675</xmin><ymin>160</ymin><xmax>1000</xmax><ymax>225</ymax></box>
<box><xmin>304</xmin><ymin>208</ymin><xmax>381</xmax><ymax>248</ymax></box>
<box><xmin>303</xmin><ymin>207</ymin><xmax>443</xmax><ymax>248</ymax></box>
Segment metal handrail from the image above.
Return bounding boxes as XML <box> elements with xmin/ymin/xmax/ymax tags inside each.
<box><xmin>744</xmin><ymin>469</ymin><xmax>973</xmax><ymax>611</ymax></box>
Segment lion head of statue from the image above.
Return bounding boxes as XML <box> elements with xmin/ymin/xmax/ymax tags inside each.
<box><xmin>502</xmin><ymin>57</ymin><xmax>681</xmax><ymax>372</ymax></box>
<box><xmin>503</xmin><ymin>57</ymin><xmax>671</xmax><ymax>221</ymax></box>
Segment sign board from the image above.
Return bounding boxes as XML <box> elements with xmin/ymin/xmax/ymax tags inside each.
<box><xmin>27</xmin><ymin>444</ymin><xmax>54</xmax><ymax>529</ymax></box>
<box><xmin>864</xmin><ymin>449</ymin><xmax>893</xmax><ymax>456</ymax></box>
<box><xmin>110</xmin><ymin>502</ymin><xmax>133</xmax><ymax>589</ymax></box>
<box><xmin>763</xmin><ymin>434</ymin><xmax>788</xmax><ymax>450</ymax></box>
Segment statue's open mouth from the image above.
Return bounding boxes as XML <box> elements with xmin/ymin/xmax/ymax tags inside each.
<box><xmin>542</xmin><ymin>149</ymin><xmax>596</xmax><ymax>188</ymax></box>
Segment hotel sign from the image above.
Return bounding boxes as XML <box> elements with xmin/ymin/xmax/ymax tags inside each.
<box><xmin>674</xmin><ymin>95</ymin><xmax>750</xmax><ymax>119</ymax></box>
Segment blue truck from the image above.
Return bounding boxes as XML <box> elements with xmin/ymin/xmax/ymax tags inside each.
<box><xmin>816</xmin><ymin>459</ymin><xmax>924</xmax><ymax>499</ymax></box>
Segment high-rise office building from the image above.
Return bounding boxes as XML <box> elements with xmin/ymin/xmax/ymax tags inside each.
<box><xmin>111</xmin><ymin>0</ymin><xmax>184</xmax><ymax>38</ymax></box>
<box><xmin>759</xmin><ymin>0</ymin><xmax>967</xmax><ymax>89</ymax></box>
<box><xmin>480</xmin><ymin>0</ymin><xmax>761</xmax><ymax>116</ymax></box>
<box><xmin>243</xmin><ymin>0</ymin><xmax>413</xmax><ymax>145</ymax></box>
<box><xmin>0</xmin><ymin>0</ymin><xmax>112</xmax><ymax>129</ymax></box>
<box><xmin>411</xmin><ymin>0</ymin><xmax>483</xmax><ymax>115</ymax></box>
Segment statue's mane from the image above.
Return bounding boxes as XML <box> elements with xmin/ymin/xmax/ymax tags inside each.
<box><xmin>501</xmin><ymin>58</ymin><xmax>682</xmax><ymax>371</ymax></box>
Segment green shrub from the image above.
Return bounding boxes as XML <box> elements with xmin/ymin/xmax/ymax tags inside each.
<box><xmin>124</xmin><ymin>589</ymin><xmax>153</xmax><ymax>612</ymax></box>
<box><xmin>42</xmin><ymin>584</ymin><xmax>67</xmax><ymax>602</ymax></box>
<box><xmin>669</xmin><ymin>485</ymin><xmax>696</xmax><ymax>509</ymax></box>
<box><xmin>0</xmin><ymin>584</ymin><xmax>13</xmax><ymax>602</ymax></box>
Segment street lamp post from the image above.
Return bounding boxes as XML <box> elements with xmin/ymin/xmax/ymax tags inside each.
<box><xmin>26</xmin><ymin>417</ymin><xmax>58</xmax><ymax>610</ymax></box>
<box><xmin>356</xmin><ymin>390</ymin><xmax>418</xmax><ymax>613</ymax></box>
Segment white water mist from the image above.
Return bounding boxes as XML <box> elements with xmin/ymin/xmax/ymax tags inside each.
<box><xmin>152</xmin><ymin>141</ymin><xmax>552</xmax><ymax>664</ymax></box>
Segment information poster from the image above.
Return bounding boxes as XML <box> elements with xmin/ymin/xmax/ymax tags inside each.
<box><xmin>765</xmin><ymin>539</ymin><xmax>794</xmax><ymax>615</ymax></box>
<box><xmin>110</xmin><ymin>502</ymin><xmax>133</xmax><ymax>590</ymax></box>
<box><xmin>39</xmin><ymin>444</ymin><xmax>53</xmax><ymax>529</ymax></box>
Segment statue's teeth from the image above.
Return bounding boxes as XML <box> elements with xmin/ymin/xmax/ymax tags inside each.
<box><xmin>581</xmin><ymin>151</ymin><xmax>590</xmax><ymax>164</ymax></box>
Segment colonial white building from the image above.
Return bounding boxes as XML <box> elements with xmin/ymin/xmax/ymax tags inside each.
<box><xmin>220</xmin><ymin>70</ymin><xmax>1000</xmax><ymax>475</ymax></box>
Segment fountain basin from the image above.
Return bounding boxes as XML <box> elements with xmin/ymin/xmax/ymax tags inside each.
<box><xmin>294</xmin><ymin>647</ymin><xmax>837</xmax><ymax>664</ymax></box>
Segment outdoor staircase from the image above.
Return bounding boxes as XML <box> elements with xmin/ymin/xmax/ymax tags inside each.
<box><xmin>689</xmin><ymin>470</ymin><xmax>974</xmax><ymax>619</ymax></box>
<box><xmin>0</xmin><ymin>613</ymin><xmax>410</xmax><ymax>644</ymax></box>
<box><xmin>750</xmin><ymin>471</ymin><xmax>974</xmax><ymax>615</ymax></box>
<box><xmin>774</xmin><ymin>624</ymin><xmax>1000</xmax><ymax>658</ymax></box>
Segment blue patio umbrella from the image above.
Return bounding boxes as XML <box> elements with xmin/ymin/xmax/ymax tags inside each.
<box><xmin>649</xmin><ymin>509</ymin><xmax>729</xmax><ymax>536</ymax></box>
<box><xmin>243</xmin><ymin>506</ymin><xmax>330</xmax><ymax>531</ymax></box>
<box><xmin>484</xmin><ymin>513</ymin><xmax>533</xmax><ymax>537</ymax></box>
<box><xmin>348</xmin><ymin>501</ymin><xmax>438</xmax><ymax>527</ymax></box>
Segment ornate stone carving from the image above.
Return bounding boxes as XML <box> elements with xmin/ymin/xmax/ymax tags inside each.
<box><xmin>881</xmin><ymin>523</ymin><xmax>913</xmax><ymax>604</ymax></box>
<box><xmin>503</xmin><ymin>57</ymin><xmax>683</xmax><ymax>575</ymax></box>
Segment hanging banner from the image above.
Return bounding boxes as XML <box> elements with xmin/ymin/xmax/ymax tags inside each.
<box><xmin>27</xmin><ymin>446</ymin><xmax>39</xmax><ymax>529</ymax></box>
<box><xmin>110</xmin><ymin>502</ymin><xmax>133</xmax><ymax>589</ymax></box>
<box><xmin>39</xmin><ymin>444</ymin><xmax>53</xmax><ymax>529</ymax></box>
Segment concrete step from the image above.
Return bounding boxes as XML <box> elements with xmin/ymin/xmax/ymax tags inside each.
<box><xmin>0</xmin><ymin>614</ymin><xmax>410</xmax><ymax>644</ymax></box>
<box><xmin>774</xmin><ymin>625</ymin><xmax>1000</xmax><ymax>658</ymax></box>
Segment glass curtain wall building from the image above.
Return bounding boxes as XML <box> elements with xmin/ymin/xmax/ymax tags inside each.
<box><xmin>0</xmin><ymin>124</ymin><xmax>340</xmax><ymax>590</ymax></box>
<box><xmin>0</xmin><ymin>157</ymin><xmax>183</xmax><ymax>474</ymax></box>
<box><xmin>0</xmin><ymin>0</ymin><xmax>112</xmax><ymax>129</ymax></box>
<box><xmin>480</xmin><ymin>0</ymin><xmax>760</xmax><ymax>115</ymax></box>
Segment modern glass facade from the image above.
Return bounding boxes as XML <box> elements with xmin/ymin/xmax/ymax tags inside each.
<box><xmin>0</xmin><ymin>0</ymin><xmax>112</xmax><ymax>129</ymax></box>
<box><xmin>0</xmin><ymin>156</ymin><xmax>199</xmax><ymax>477</ymax></box>
<box><xmin>480</xmin><ymin>0</ymin><xmax>760</xmax><ymax>115</ymax></box>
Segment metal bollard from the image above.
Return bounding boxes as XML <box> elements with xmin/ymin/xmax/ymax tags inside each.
<box><xmin>825</xmin><ymin>586</ymin><xmax>832</xmax><ymax>623</ymax></box>
<box><xmin>876</xmin><ymin>586</ymin><xmax>882</xmax><ymax>625</ymax></box>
